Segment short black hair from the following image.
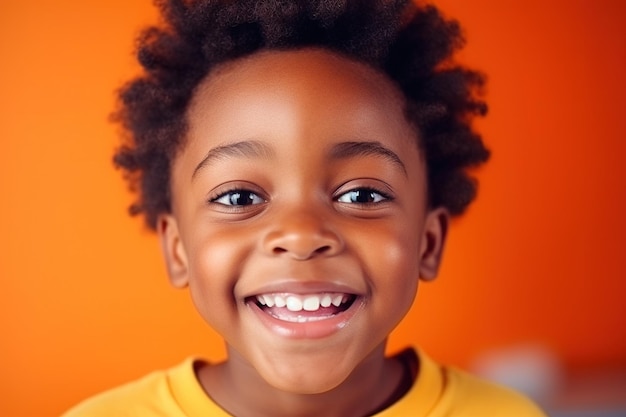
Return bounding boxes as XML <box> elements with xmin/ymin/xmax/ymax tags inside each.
<box><xmin>113</xmin><ymin>0</ymin><xmax>489</xmax><ymax>229</ymax></box>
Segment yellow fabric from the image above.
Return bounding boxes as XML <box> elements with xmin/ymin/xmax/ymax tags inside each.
<box><xmin>377</xmin><ymin>349</ymin><xmax>547</xmax><ymax>417</ymax></box>
<box><xmin>62</xmin><ymin>350</ymin><xmax>546</xmax><ymax>417</ymax></box>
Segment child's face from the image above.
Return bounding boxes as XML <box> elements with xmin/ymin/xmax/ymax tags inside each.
<box><xmin>158</xmin><ymin>49</ymin><xmax>447</xmax><ymax>394</ymax></box>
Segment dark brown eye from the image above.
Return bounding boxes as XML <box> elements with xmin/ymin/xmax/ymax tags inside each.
<box><xmin>337</xmin><ymin>189</ymin><xmax>387</xmax><ymax>204</ymax></box>
<box><xmin>213</xmin><ymin>190</ymin><xmax>265</xmax><ymax>206</ymax></box>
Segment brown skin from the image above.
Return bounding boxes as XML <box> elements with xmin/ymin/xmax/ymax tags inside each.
<box><xmin>158</xmin><ymin>49</ymin><xmax>448</xmax><ymax>417</ymax></box>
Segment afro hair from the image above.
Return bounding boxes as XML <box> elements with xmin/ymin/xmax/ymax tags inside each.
<box><xmin>113</xmin><ymin>0</ymin><xmax>489</xmax><ymax>229</ymax></box>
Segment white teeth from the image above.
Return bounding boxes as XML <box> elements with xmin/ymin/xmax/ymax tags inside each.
<box><xmin>286</xmin><ymin>296</ymin><xmax>303</xmax><ymax>312</ymax></box>
<box><xmin>303</xmin><ymin>296</ymin><xmax>320</xmax><ymax>311</ymax></box>
<box><xmin>262</xmin><ymin>295</ymin><xmax>275</xmax><ymax>307</ymax></box>
<box><xmin>321</xmin><ymin>294</ymin><xmax>332</xmax><ymax>307</ymax></box>
<box><xmin>254</xmin><ymin>292</ymin><xmax>353</xmax><ymax>313</ymax></box>
<box><xmin>275</xmin><ymin>295</ymin><xmax>286</xmax><ymax>308</ymax></box>
<box><xmin>332</xmin><ymin>295</ymin><xmax>343</xmax><ymax>307</ymax></box>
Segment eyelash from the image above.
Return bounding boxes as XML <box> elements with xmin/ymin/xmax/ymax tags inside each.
<box><xmin>335</xmin><ymin>187</ymin><xmax>392</xmax><ymax>205</ymax></box>
<box><xmin>209</xmin><ymin>186</ymin><xmax>392</xmax><ymax>207</ymax></box>
<box><xmin>210</xmin><ymin>188</ymin><xmax>266</xmax><ymax>207</ymax></box>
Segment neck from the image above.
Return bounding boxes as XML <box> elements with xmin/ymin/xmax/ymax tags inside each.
<box><xmin>198</xmin><ymin>343</ymin><xmax>407</xmax><ymax>417</ymax></box>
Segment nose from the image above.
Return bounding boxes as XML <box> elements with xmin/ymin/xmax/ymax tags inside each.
<box><xmin>262</xmin><ymin>208</ymin><xmax>343</xmax><ymax>260</ymax></box>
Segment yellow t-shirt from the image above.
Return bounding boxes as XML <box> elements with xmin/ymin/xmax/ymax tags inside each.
<box><xmin>62</xmin><ymin>349</ymin><xmax>546</xmax><ymax>416</ymax></box>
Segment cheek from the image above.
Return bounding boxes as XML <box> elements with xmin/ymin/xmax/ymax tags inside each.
<box><xmin>185</xmin><ymin>226</ymin><xmax>254</xmax><ymax>325</ymax></box>
<box><xmin>357</xmin><ymin>221</ymin><xmax>422</xmax><ymax>301</ymax></box>
<box><xmin>382</xmin><ymin>242</ymin><xmax>420</xmax><ymax>310</ymax></box>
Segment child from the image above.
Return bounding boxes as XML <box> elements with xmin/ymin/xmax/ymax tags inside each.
<box><xmin>64</xmin><ymin>0</ymin><xmax>546</xmax><ymax>415</ymax></box>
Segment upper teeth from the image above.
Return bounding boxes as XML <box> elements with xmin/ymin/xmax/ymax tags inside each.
<box><xmin>255</xmin><ymin>293</ymin><xmax>349</xmax><ymax>312</ymax></box>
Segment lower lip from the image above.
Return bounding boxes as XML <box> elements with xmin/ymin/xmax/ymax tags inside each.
<box><xmin>247</xmin><ymin>299</ymin><xmax>363</xmax><ymax>339</ymax></box>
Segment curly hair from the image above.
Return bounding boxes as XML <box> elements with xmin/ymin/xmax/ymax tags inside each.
<box><xmin>113</xmin><ymin>0</ymin><xmax>489</xmax><ymax>229</ymax></box>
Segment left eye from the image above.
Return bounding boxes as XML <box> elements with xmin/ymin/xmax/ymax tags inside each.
<box><xmin>212</xmin><ymin>190</ymin><xmax>266</xmax><ymax>206</ymax></box>
<box><xmin>336</xmin><ymin>189</ymin><xmax>388</xmax><ymax>204</ymax></box>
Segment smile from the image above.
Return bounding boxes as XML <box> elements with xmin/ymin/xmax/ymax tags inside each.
<box><xmin>248</xmin><ymin>292</ymin><xmax>357</xmax><ymax>324</ymax></box>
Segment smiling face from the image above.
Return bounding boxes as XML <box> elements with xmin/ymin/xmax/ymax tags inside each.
<box><xmin>158</xmin><ymin>49</ymin><xmax>448</xmax><ymax>398</ymax></box>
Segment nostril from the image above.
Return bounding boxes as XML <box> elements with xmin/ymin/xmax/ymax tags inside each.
<box><xmin>314</xmin><ymin>245</ymin><xmax>332</xmax><ymax>255</ymax></box>
<box><xmin>272</xmin><ymin>247</ymin><xmax>288</xmax><ymax>255</ymax></box>
<box><xmin>270</xmin><ymin>244</ymin><xmax>333</xmax><ymax>260</ymax></box>
<box><xmin>264</xmin><ymin>229</ymin><xmax>343</xmax><ymax>259</ymax></box>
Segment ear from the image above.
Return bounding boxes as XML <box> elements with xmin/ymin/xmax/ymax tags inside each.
<box><xmin>418</xmin><ymin>207</ymin><xmax>449</xmax><ymax>281</ymax></box>
<box><xmin>157</xmin><ymin>214</ymin><xmax>189</xmax><ymax>288</ymax></box>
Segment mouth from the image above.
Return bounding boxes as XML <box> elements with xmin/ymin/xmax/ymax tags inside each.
<box><xmin>247</xmin><ymin>292</ymin><xmax>357</xmax><ymax>323</ymax></box>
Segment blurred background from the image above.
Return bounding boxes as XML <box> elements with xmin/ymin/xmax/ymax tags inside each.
<box><xmin>1</xmin><ymin>1</ymin><xmax>625</xmax><ymax>416</ymax></box>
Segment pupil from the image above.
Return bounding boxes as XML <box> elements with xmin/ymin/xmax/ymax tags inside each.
<box><xmin>354</xmin><ymin>190</ymin><xmax>373</xmax><ymax>203</ymax></box>
<box><xmin>232</xmin><ymin>192</ymin><xmax>253</xmax><ymax>205</ymax></box>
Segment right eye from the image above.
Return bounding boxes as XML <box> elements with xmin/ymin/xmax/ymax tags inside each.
<box><xmin>211</xmin><ymin>189</ymin><xmax>266</xmax><ymax>206</ymax></box>
<box><xmin>336</xmin><ymin>188</ymin><xmax>389</xmax><ymax>205</ymax></box>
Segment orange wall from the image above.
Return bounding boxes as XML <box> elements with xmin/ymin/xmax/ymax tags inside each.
<box><xmin>1</xmin><ymin>1</ymin><xmax>625</xmax><ymax>416</ymax></box>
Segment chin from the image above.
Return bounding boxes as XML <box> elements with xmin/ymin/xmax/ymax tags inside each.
<box><xmin>259</xmin><ymin>362</ymin><xmax>352</xmax><ymax>395</ymax></box>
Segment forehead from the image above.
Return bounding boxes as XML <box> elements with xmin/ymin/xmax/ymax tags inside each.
<box><xmin>186</xmin><ymin>48</ymin><xmax>413</xmax><ymax>139</ymax></box>
<box><xmin>176</xmin><ymin>48</ymin><xmax>421</xmax><ymax>179</ymax></box>
<box><xmin>194</xmin><ymin>48</ymin><xmax>405</xmax><ymax>108</ymax></box>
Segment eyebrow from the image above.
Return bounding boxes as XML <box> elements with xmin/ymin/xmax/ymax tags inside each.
<box><xmin>329</xmin><ymin>141</ymin><xmax>407</xmax><ymax>176</ymax></box>
<box><xmin>192</xmin><ymin>140</ymin><xmax>275</xmax><ymax>179</ymax></box>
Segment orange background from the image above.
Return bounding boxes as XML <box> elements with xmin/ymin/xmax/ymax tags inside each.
<box><xmin>1</xmin><ymin>1</ymin><xmax>625</xmax><ymax>416</ymax></box>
